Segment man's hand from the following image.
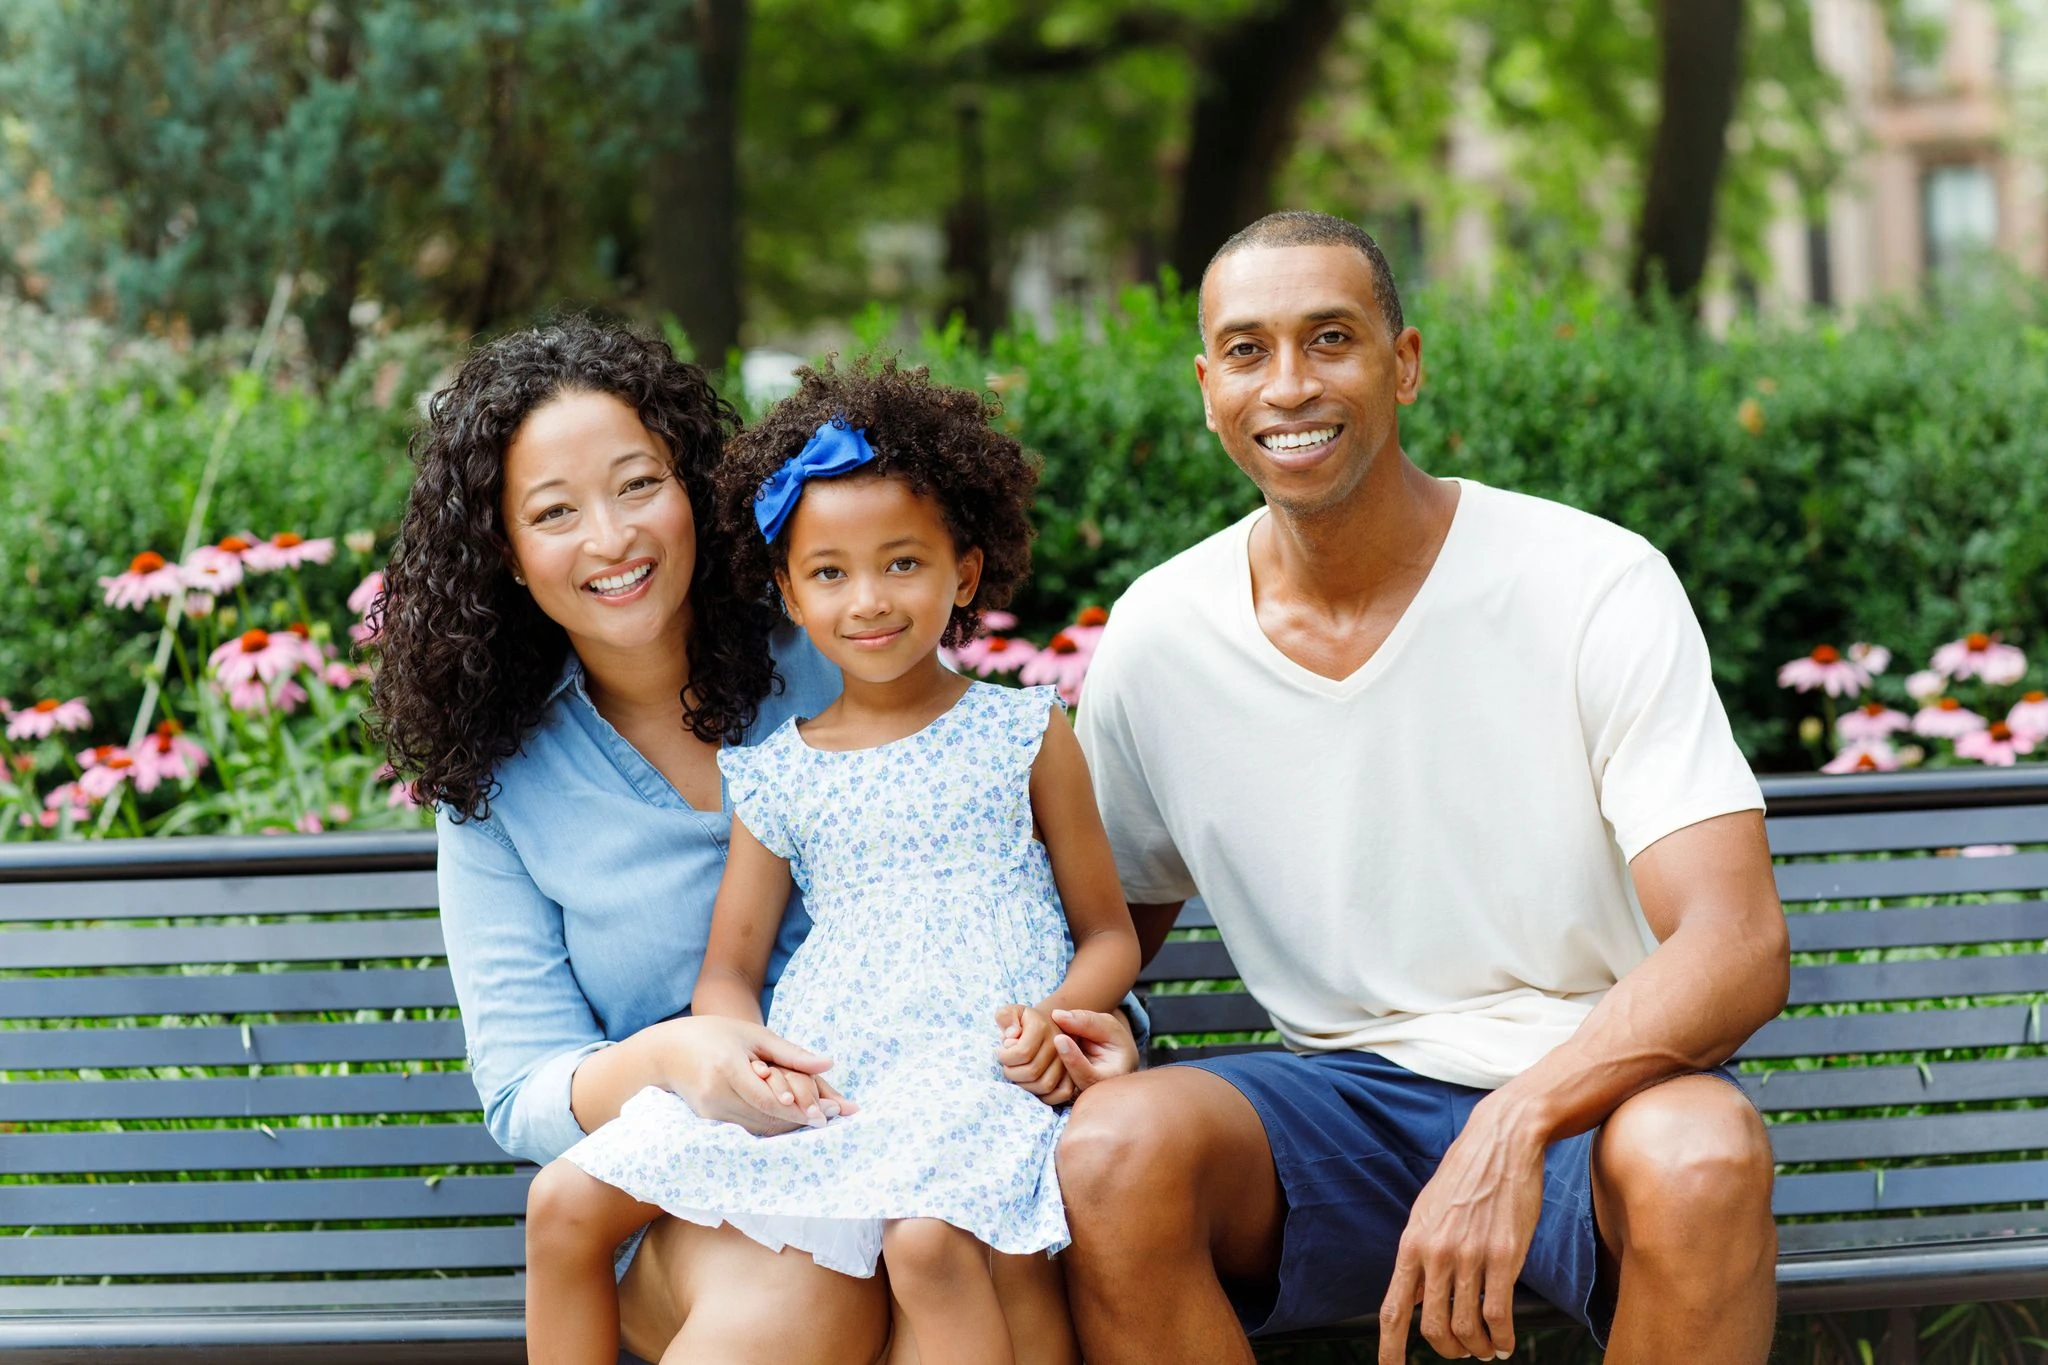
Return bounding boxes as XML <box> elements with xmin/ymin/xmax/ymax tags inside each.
<box><xmin>1049</xmin><ymin>1007</ymin><xmax>1140</xmax><ymax>1092</ymax></box>
<box><xmin>996</xmin><ymin>1004</ymin><xmax>1071</xmax><ymax>1103</ymax></box>
<box><xmin>1378</xmin><ymin>1096</ymin><xmax>1547</xmax><ymax>1362</ymax></box>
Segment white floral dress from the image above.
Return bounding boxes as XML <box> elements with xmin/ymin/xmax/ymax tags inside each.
<box><xmin>562</xmin><ymin>682</ymin><xmax>1076</xmax><ymax>1277</ymax></box>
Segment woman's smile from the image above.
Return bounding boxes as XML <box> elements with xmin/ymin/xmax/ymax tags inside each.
<box><xmin>584</xmin><ymin>557</ymin><xmax>657</xmax><ymax>602</ymax></box>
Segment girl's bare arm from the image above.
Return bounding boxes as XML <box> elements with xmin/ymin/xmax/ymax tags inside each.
<box><xmin>1029</xmin><ymin>713</ymin><xmax>1141</xmax><ymax>1014</ymax></box>
<box><xmin>690</xmin><ymin>817</ymin><xmax>797</xmax><ymax>1025</ymax></box>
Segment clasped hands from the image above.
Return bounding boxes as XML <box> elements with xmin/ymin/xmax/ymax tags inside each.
<box><xmin>690</xmin><ymin>1006</ymin><xmax>1137</xmax><ymax>1137</ymax></box>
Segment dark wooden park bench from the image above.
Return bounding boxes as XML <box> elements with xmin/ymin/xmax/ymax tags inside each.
<box><xmin>1145</xmin><ymin>765</ymin><xmax>2048</xmax><ymax>1360</ymax></box>
<box><xmin>1</xmin><ymin>765</ymin><xmax>2045</xmax><ymax>1361</ymax></box>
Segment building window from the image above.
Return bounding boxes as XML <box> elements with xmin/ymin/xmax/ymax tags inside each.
<box><xmin>1921</xmin><ymin>164</ymin><xmax>1999</xmax><ymax>288</ymax></box>
<box><xmin>1806</xmin><ymin>219</ymin><xmax>1834</xmax><ymax>309</ymax></box>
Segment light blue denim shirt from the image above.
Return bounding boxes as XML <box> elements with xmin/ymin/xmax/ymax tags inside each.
<box><xmin>438</xmin><ymin>625</ymin><xmax>841</xmax><ymax>1165</ymax></box>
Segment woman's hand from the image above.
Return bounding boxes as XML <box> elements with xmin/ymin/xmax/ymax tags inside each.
<box><xmin>1049</xmin><ymin>1007</ymin><xmax>1140</xmax><ymax>1092</ymax></box>
<box><xmin>655</xmin><ymin>1015</ymin><xmax>852</xmax><ymax>1136</ymax></box>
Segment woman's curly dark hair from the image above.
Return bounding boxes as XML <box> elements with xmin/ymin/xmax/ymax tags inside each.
<box><xmin>717</xmin><ymin>355</ymin><xmax>1037</xmax><ymax>648</ymax></box>
<box><xmin>369</xmin><ymin>317</ymin><xmax>778</xmax><ymax>820</ymax></box>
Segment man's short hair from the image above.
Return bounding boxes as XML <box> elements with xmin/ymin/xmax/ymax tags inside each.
<box><xmin>1198</xmin><ymin>210</ymin><xmax>1405</xmax><ymax>340</ymax></box>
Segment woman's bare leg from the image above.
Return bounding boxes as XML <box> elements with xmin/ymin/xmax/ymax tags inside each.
<box><xmin>621</xmin><ymin>1216</ymin><xmax>891</xmax><ymax>1365</ymax></box>
<box><xmin>525</xmin><ymin>1159</ymin><xmax>663</xmax><ymax>1365</ymax></box>
<box><xmin>881</xmin><ymin>1219</ymin><xmax>1014</xmax><ymax>1365</ymax></box>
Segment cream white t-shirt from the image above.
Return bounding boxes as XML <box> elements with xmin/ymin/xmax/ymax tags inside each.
<box><xmin>1075</xmin><ymin>478</ymin><xmax>1764</xmax><ymax>1090</ymax></box>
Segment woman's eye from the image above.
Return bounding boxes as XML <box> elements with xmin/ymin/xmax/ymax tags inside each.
<box><xmin>534</xmin><ymin>505</ymin><xmax>571</xmax><ymax>523</ymax></box>
<box><xmin>624</xmin><ymin>475</ymin><xmax>662</xmax><ymax>494</ymax></box>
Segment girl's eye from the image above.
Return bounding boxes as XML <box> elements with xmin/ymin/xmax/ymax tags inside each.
<box><xmin>888</xmin><ymin>557</ymin><xmax>920</xmax><ymax>573</ymax></box>
<box><xmin>812</xmin><ymin>566</ymin><xmax>844</xmax><ymax>582</ymax></box>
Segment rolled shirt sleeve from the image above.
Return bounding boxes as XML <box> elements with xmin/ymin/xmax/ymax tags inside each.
<box><xmin>437</xmin><ymin>806</ymin><xmax>610</xmax><ymax>1165</ymax></box>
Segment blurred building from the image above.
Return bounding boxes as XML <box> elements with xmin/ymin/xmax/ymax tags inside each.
<box><xmin>1760</xmin><ymin>0</ymin><xmax>2048</xmax><ymax>311</ymax></box>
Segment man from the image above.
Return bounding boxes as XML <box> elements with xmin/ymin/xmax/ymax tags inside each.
<box><xmin>1059</xmin><ymin>211</ymin><xmax>1789</xmax><ymax>1363</ymax></box>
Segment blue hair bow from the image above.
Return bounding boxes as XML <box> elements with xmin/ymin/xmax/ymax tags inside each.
<box><xmin>753</xmin><ymin>417</ymin><xmax>879</xmax><ymax>542</ymax></box>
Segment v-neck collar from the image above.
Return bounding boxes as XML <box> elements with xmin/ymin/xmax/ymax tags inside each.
<box><xmin>1231</xmin><ymin>478</ymin><xmax>1474</xmax><ymax>699</ymax></box>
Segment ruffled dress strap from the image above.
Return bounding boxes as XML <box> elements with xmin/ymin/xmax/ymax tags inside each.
<box><xmin>717</xmin><ymin>720</ymin><xmax>800</xmax><ymax>860</ymax></box>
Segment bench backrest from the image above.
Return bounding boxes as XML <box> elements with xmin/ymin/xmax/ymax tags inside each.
<box><xmin>0</xmin><ymin>831</ymin><xmax>524</xmax><ymax>1316</ymax></box>
<box><xmin>1141</xmin><ymin>768</ymin><xmax>2048</xmax><ymax>1260</ymax></box>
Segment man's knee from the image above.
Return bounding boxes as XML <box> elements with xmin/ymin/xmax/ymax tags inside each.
<box><xmin>1058</xmin><ymin>1073</ymin><xmax>1222</xmax><ymax>1222</ymax></box>
<box><xmin>1599</xmin><ymin>1078</ymin><xmax>1776</xmax><ymax>1262</ymax></box>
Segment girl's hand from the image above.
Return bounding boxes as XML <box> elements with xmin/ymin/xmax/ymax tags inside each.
<box><xmin>1049</xmin><ymin>1007</ymin><xmax>1141</xmax><ymax>1092</ymax></box>
<box><xmin>654</xmin><ymin>1016</ymin><xmax>844</xmax><ymax>1135</ymax></box>
<box><xmin>995</xmin><ymin>1004</ymin><xmax>1072</xmax><ymax>1105</ymax></box>
<box><xmin>749</xmin><ymin>1058</ymin><xmax>854</xmax><ymax>1127</ymax></box>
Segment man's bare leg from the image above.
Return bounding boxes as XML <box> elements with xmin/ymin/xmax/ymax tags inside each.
<box><xmin>1056</xmin><ymin>1067</ymin><xmax>1284</xmax><ymax>1365</ymax></box>
<box><xmin>1593</xmin><ymin>1075</ymin><xmax>1778</xmax><ymax>1364</ymax></box>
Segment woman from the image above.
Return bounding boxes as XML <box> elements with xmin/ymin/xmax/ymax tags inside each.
<box><xmin>372</xmin><ymin>318</ymin><xmax>1137</xmax><ymax>1363</ymax></box>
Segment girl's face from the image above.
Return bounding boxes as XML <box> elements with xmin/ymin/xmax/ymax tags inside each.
<box><xmin>500</xmin><ymin>390</ymin><xmax>698</xmax><ymax>661</ymax></box>
<box><xmin>775</xmin><ymin>474</ymin><xmax>983</xmax><ymax>687</ymax></box>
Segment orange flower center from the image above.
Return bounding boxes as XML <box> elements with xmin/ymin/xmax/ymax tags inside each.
<box><xmin>219</xmin><ymin>536</ymin><xmax>253</xmax><ymax>554</ymax></box>
<box><xmin>1989</xmin><ymin>722</ymin><xmax>2013</xmax><ymax>742</ymax></box>
<box><xmin>1048</xmin><ymin>632</ymin><xmax>1078</xmax><ymax>656</ymax></box>
<box><xmin>1860</xmin><ymin>702</ymin><xmax>1886</xmax><ymax>716</ymax></box>
<box><xmin>129</xmin><ymin>551</ymin><xmax>167</xmax><ymax>574</ymax></box>
<box><xmin>1966</xmin><ymin>632</ymin><xmax>1991</xmax><ymax>651</ymax></box>
<box><xmin>986</xmin><ymin>637</ymin><xmax>1012</xmax><ymax>653</ymax></box>
<box><xmin>239</xmin><ymin>629</ymin><xmax>271</xmax><ymax>652</ymax></box>
<box><xmin>2025</xmin><ymin>691</ymin><xmax>2047</xmax><ymax>704</ymax></box>
<box><xmin>153</xmin><ymin>734</ymin><xmax>174</xmax><ymax>754</ymax></box>
<box><xmin>31</xmin><ymin>699</ymin><xmax>58</xmax><ymax>713</ymax></box>
<box><xmin>287</xmin><ymin>622</ymin><xmax>311</xmax><ymax>638</ymax></box>
<box><xmin>273</xmin><ymin>532</ymin><xmax>303</xmax><ymax>548</ymax></box>
<box><xmin>155</xmin><ymin>719</ymin><xmax>183</xmax><ymax>736</ymax></box>
<box><xmin>1938</xmin><ymin>697</ymin><xmax>1962</xmax><ymax>712</ymax></box>
<box><xmin>1854</xmin><ymin>753</ymin><xmax>1879</xmax><ymax>771</ymax></box>
<box><xmin>106</xmin><ymin>755</ymin><xmax>133</xmax><ymax>771</ymax></box>
<box><xmin>1810</xmin><ymin>645</ymin><xmax>1840</xmax><ymax>664</ymax></box>
<box><xmin>1077</xmin><ymin>606</ymin><xmax>1109</xmax><ymax>628</ymax></box>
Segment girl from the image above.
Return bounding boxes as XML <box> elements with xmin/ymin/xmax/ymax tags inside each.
<box><xmin>524</xmin><ymin>358</ymin><xmax>1141</xmax><ymax>1365</ymax></box>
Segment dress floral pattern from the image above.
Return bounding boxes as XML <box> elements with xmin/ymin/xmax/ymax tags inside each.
<box><xmin>562</xmin><ymin>682</ymin><xmax>1075</xmax><ymax>1277</ymax></box>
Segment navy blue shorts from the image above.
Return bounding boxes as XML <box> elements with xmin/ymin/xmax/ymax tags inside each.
<box><xmin>1183</xmin><ymin>1050</ymin><xmax>1742</xmax><ymax>1345</ymax></box>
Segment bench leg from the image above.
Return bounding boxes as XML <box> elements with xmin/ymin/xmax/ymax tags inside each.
<box><xmin>1878</xmin><ymin>1305</ymin><xmax>1917</xmax><ymax>1365</ymax></box>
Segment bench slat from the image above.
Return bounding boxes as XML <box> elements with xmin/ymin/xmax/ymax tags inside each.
<box><xmin>0</xmin><ymin>1072</ymin><xmax>481</xmax><ymax>1122</ymax></box>
<box><xmin>1776</xmin><ymin>1158</ymin><xmax>2048</xmax><ymax>1217</ymax></box>
<box><xmin>1789</xmin><ymin>954</ymin><xmax>2048</xmax><ymax>1006</ymax></box>
<box><xmin>0</xmin><ymin>1225</ymin><xmax>525</xmax><ymax>1277</ymax></box>
<box><xmin>0</xmin><ymin>968</ymin><xmax>458</xmax><ymax>1020</ymax></box>
<box><xmin>1787</xmin><ymin>901</ymin><xmax>2048</xmax><ymax>953</ymax></box>
<box><xmin>1138</xmin><ymin>940</ymin><xmax>1237</xmax><ymax>984</ymax></box>
<box><xmin>0</xmin><ymin>919</ymin><xmax>446</xmax><ymax>970</ymax></box>
<box><xmin>1738</xmin><ymin>1005</ymin><xmax>2036</xmax><ymax>1058</ymax></box>
<box><xmin>0</xmin><ymin>1020</ymin><xmax>466</xmax><ymax>1071</ymax></box>
<box><xmin>1776</xmin><ymin>852</ymin><xmax>2048</xmax><ymax>905</ymax></box>
<box><xmin>1741</xmin><ymin>1057</ymin><xmax>2048</xmax><ymax>1113</ymax></box>
<box><xmin>1779</xmin><ymin>1208</ymin><xmax>2048</xmax><ymax>1256</ymax></box>
<box><xmin>1144</xmin><ymin>991</ymin><xmax>1269</xmax><ymax>1035</ymax></box>
<box><xmin>1766</xmin><ymin>806</ymin><xmax>2048</xmax><ymax>857</ymax></box>
<box><xmin>1768</xmin><ymin>1109</ymin><xmax>2048</xmax><ymax>1164</ymax></box>
<box><xmin>0</xmin><ymin>871</ymin><xmax>439</xmax><ymax>923</ymax></box>
<box><xmin>0</xmin><ymin>1123</ymin><xmax>511</xmax><ymax>1174</ymax></box>
<box><xmin>4</xmin><ymin>1173</ymin><xmax>531</xmax><ymax>1228</ymax></box>
<box><xmin>0</xmin><ymin>1276</ymin><xmax>524</xmax><ymax>1313</ymax></box>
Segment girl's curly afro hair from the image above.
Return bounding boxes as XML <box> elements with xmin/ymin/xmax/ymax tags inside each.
<box><xmin>717</xmin><ymin>355</ymin><xmax>1038</xmax><ymax>649</ymax></box>
<box><xmin>370</xmin><ymin>317</ymin><xmax>779</xmax><ymax>821</ymax></box>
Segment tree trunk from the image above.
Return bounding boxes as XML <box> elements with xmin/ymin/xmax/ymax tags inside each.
<box><xmin>1168</xmin><ymin>0</ymin><xmax>1348</xmax><ymax>285</ymax></box>
<box><xmin>304</xmin><ymin>5</ymin><xmax>363</xmax><ymax>377</ymax></box>
<box><xmin>943</xmin><ymin>96</ymin><xmax>1000</xmax><ymax>340</ymax></box>
<box><xmin>1631</xmin><ymin>0</ymin><xmax>1745</xmax><ymax>308</ymax></box>
<box><xmin>648</xmin><ymin>0</ymin><xmax>747</xmax><ymax>368</ymax></box>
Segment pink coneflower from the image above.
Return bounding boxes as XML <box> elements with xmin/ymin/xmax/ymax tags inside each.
<box><xmin>1932</xmin><ymin>633</ymin><xmax>2028</xmax><ymax>685</ymax></box>
<box><xmin>1020</xmin><ymin>631</ymin><xmax>1094</xmax><ymax>706</ymax></box>
<box><xmin>7</xmin><ymin>698</ymin><xmax>92</xmax><ymax>741</ymax></box>
<box><xmin>2006</xmin><ymin>691</ymin><xmax>2048</xmax><ymax>741</ymax></box>
<box><xmin>982</xmin><ymin>610</ymin><xmax>1018</xmax><ymax>632</ymax></box>
<box><xmin>242</xmin><ymin>532</ymin><xmax>336</xmax><ymax>573</ymax></box>
<box><xmin>1905</xmin><ymin>669</ymin><xmax>1947</xmax><ymax>702</ymax></box>
<box><xmin>227</xmin><ymin>676</ymin><xmax>309</xmax><ymax>714</ymax></box>
<box><xmin>42</xmin><ymin>782</ymin><xmax>93</xmax><ymax>820</ymax></box>
<box><xmin>295</xmin><ymin>812</ymin><xmax>325</xmax><ymax>834</ymax></box>
<box><xmin>1777</xmin><ymin>645</ymin><xmax>1865</xmax><ymax>698</ymax></box>
<box><xmin>348</xmin><ymin>570</ymin><xmax>385</xmax><ymax>644</ymax></box>
<box><xmin>1822</xmin><ymin>739</ymin><xmax>1901</xmax><ymax>773</ymax></box>
<box><xmin>129</xmin><ymin>720</ymin><xmax>208</xmax><ymax>793</ymax></box>
<box><xmin>100</xmin><ymin>551</ymin><xmax>185</xmax><ymax>610</ymax></box>
<box><xmin>953</xmin><ymin>634</ymin><xmax>1032</xmax><ymax>677</ymax></box>
<box><xmin>1846</xmin><ymin>642</ymin><xmax>1891</xmax><ymax>676</ymax></box>
<box><xmin>1837</xmin><ymin>701</ymin><xmax>1911</xmax><ymax>743</ymax></box>
<box><xmin>181</xmin><ymin>542</ymin><xmax>246</xmax><ymax>593</ymax></box>
<box><xmin>76</xmin><ymin>745</ymin><xmax>136</xmax><ymax>801</ymax></box>
<box><xmin>321</xmin><ymin>661</ymin><xmax>361</xmax><ymax>689</ymax></box>
<box><xmin>209</xmin><ymin>628</ymin><xmax>308</xmax><ymax>687</ymax></box>
<box><xmin>1913</xmin><ymin>696</ymin><xmax>1988</xmax><ymax>739</ymax></box>
<box><xmin>387</xmin><ymin>780</ymin><xmax>421</xmax><ymax>810</ymax></box>
<box><xmin>1956</xmin><ymin>722</ymin><xmax>2037</xmax><ymax>767</ymax></box>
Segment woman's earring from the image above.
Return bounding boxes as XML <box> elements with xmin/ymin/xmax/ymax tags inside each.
<box><xmin>512</xmin><ymin>573</ymin><xmax>526</xmax><ymax>586</ymax></box>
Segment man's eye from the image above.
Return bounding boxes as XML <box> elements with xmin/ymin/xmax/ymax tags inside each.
<box><xmin>1315</xmin><ymin>330</ymin><xmax>1348</xmax><ymax>346</ymax></box>
<box><xmin>1227</xmin><ymin>341</ymin><xmax>1261</xmax><ymax>358</ymax></box>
